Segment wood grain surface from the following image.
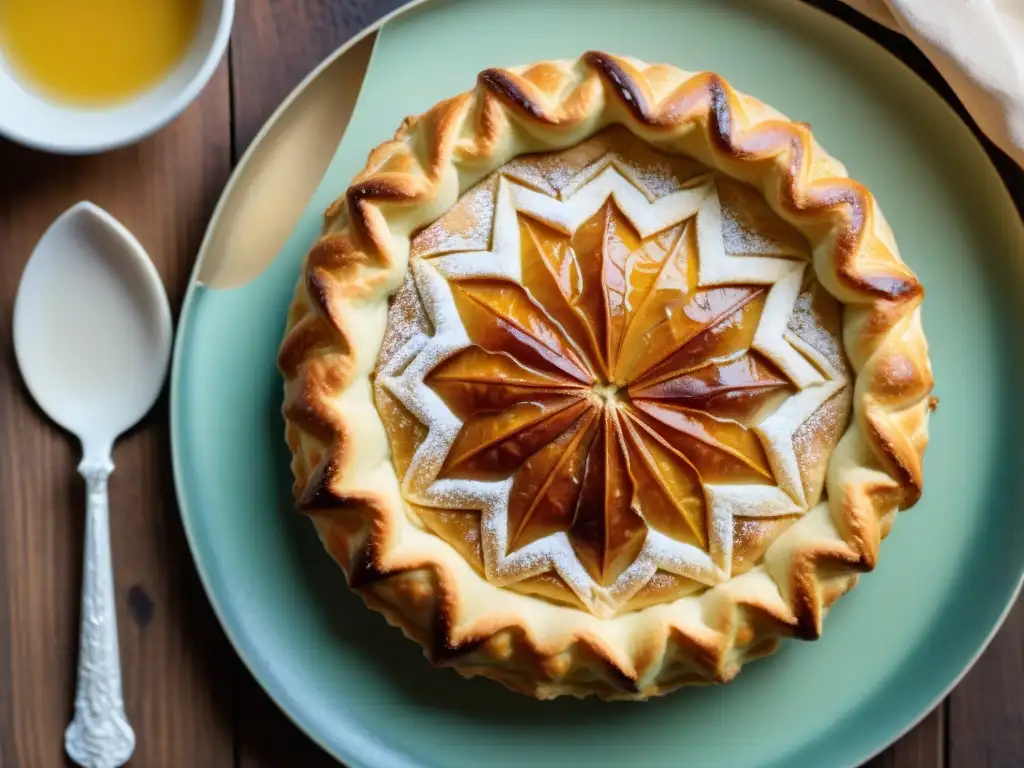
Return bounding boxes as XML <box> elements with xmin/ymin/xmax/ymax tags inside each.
<box><xmin>0</xmin><ymin>1</ymin><xmax>1019</xmax><ymax>766</ymax></box>
<box><xmin>0</xmin><ymin>61</ymin><xmax>235</xmax><ymax>766</ymax></box>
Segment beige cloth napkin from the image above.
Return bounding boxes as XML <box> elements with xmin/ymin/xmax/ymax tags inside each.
<box><xmin>840</xmin><ymin>0</ymin><xmax>1024</xmax><ymax>169</ymax></box>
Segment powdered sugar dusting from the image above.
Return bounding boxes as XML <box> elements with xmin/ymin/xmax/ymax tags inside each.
<box><xmin>731</xmin><ymin>517</ymin><xmax>797</xmax><ymax>574</ymax></box>
<box><xmin>503</xmin><ymin>157</ymin><xmax>572</xmax><ymax>198</ymax></box>
<box><xmin>792</xmin><ymin>394</ymin><xmax>832</xmax><ymax>462</ymax></box>
<box><xmin>722</xmin><ymin>208</ymin><xmax>781</xmax><ymax>255</ymax></box>
<box><xmin>792</xmin><ymin>386</ymin><xmax>850</xmax><ymax>507</ymax></box>
<box><xmin>514</xmin><ymin>166</ymin><xmax>709</xmax><ymax>239</ymax></box>
<box><xmin>627</xmin><ymin>158</ymin><xmax>688</xmax><ymax>199</ymax></box>
<box><xmin>373</xmin><ymin>131</ymin><xmax>850</xmax><ymax>615</ymax></box>
<box><xmin>502</xmin><ymin>127</ymin><xmax>710</xmax><ymax>203</ymax></box>
<box><xmin>787</xmin><ymin>288</ymin><xmax>849</xmax><ymax>375</ymax></box>
<box><xmin>413</xmin><ymin>175</ymin><xmax>497</xmax><ymax>258</ymax></box>
<box><xmin>718</xmin><ymin>176</ymin><xmax>808</xmax><ymax>258</ymax></box>
<box><xmin>733</xmin><ymin>519</ymin><xmax>764</xmax><ymax>550</ymax></box>
<box><xmin>376</xmin><ymin>272</ymin><xmax>432</xmax><ymax>376</ymax></box>
<box><xmin>751</xmin><ymin>264</ymin><xmax>825</xmax><ymax>389</ymax></box>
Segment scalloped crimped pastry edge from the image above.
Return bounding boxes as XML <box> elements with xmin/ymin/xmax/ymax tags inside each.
<box><xmin>277</xmin><ymin>52</ymin><xmax>934</xmax><ymax>700</ymax></box>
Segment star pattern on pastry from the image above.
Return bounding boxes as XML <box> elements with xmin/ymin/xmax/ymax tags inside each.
<box><xmin>379</xmin><ymin>167</ymin><xmax>845</xmax><ymax>616</ymax></box>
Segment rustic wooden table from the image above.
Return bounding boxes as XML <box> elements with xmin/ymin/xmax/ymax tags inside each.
<box><xmin>0</xmin><ymin>1</ymin><xmax>1019</xmax><ymax>765</ymax></box>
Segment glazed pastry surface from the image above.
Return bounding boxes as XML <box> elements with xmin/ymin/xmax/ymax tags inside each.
<box><xmin>375</xmin><ymin>128</ymin><xmax>850</xmax><ymax>616</ymax></box>
<box><xmin>279</xmin><ymin>53</ymin><xmax>932</xmax><ymax>699</ymax></box>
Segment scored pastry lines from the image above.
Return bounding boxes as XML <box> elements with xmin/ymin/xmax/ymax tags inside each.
<box><xmin>510</xmin><ymin>165</ymin><xmax>707</xmax><ymax>239</ymax></box>
<box><xmin>695</xmin><ymin>185</ymin><xmax>803</xmax><ymax>286</ymax></box>
<box><xmin>502</xmin><ymin>150</ymin><xmax>703</xmax><ymax>202</ymax></box>
<box><xmin>754</xmin><ymin>266</ymin><xmax>825</xmax><ymax>390</ymax></box>
<box><xmin>381</xmin><ymin>162</ymin><xmax>846</xmax><ymax>616</ymax></box>
<box><xmin>425</xmin><ymin>179</ymin><xmax>523</xmax><ymax>283</ymax></box>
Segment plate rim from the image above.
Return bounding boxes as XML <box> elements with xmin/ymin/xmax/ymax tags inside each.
<box><xmin>170</xmin><ymin>1</ymin><xmax>1024</xmax><ymax>766</ymax></box>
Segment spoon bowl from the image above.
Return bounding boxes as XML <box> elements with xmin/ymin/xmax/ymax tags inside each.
<box><xmin>13</xmin><ymin>201</ymin><xmax>173</xmax><ymax>768</ymax></box>
<box><xmin>14</xmin><ymin>202</ymin><xmax>172</xmax><ymax>448</ymax></box>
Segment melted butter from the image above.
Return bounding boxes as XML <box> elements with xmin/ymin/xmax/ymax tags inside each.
<box><xmin>0</xmin><ymin>0</ymin><xmax>201</xmax><ymax>105</ymax></box>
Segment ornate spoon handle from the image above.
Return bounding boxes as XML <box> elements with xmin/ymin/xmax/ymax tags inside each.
<box><xmin>64</xmin><ymin>456</ymin><xmax>135</xmax><ymax>768</ymax></box>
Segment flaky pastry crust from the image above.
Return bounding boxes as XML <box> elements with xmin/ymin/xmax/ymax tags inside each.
<box><xmin>277</xmin><ymin>52</ymin><xmax>933</xmax><ymax>700</ymax></box>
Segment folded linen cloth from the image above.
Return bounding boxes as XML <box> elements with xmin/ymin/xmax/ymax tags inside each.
<box><xmin>840</xmin><ymin>0</ymin><xmax>1024</xmax><ymax>169</ymax></box>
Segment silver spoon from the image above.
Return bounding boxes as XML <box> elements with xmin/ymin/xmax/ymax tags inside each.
<box><xmin>13</xmin><ymin>202</ymin><xmax>172</xmax><ymax>768</ymax></box>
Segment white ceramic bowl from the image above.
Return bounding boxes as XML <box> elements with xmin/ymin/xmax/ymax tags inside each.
<box><xmin>0</xmin><ymin>0</ymin><xmax>234</xmax><ymax>155</ymax></box>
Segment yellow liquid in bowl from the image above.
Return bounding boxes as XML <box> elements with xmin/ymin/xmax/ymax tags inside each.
<box><xmin>0</xmin><ymin>0</ymin><xmax>202</xmax><ymax>105</ymax></box>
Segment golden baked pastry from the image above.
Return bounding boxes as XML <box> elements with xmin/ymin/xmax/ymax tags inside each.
<box><xmin>278</xmin><ymin>52</ymin><xmax>934</xmax><ymax>700</ymax></box>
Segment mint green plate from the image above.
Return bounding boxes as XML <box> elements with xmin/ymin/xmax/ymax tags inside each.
<box><xmin>171</xmin><ymin>0</ymin><xmax>1024</xmax><ymax>765</ymax></box>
